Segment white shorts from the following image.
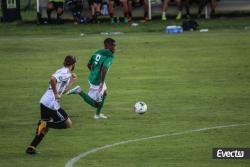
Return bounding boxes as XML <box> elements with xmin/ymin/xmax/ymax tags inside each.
<box><xmin>88</xmin><ymin>81</ymin><xmax>107</xmax><ymax>102</ymax></box>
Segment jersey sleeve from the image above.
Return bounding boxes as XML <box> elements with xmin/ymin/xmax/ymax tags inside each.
<box><xmin>52</xmin><ymin>71</ymin><xmax>62</xmax><ymax>82</ymax></box>
<box><xmin>103</xmin><ymin>57</ymin><xmax>113</xmax><ymax>69</ymax></box>
<box><xmin>87</xmin><ymin>56</ymin><xmax>94</xmax><ymax>66</ymax></box>
<box><xmin>52</xmin><ymin>69</ymin><xmax>71</xmax><ymax>82</ymax></box>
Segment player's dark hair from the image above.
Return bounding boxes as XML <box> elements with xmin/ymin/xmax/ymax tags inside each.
<box><xmin>64</xmin><ymin>55</ymin><xmax>76</xmax><ymax>67</ymax></box>
<box><xmin>104</xmin><ymin>38</ymin><xmax>115</xmax><ymax>48</ymax></box>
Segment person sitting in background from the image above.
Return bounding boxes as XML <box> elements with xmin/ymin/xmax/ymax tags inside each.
<box><xmin>127</xmin><ymin>0</ymin><xmax>133</xmax><ymax>22</ymax></box>
<box><xmin>121</xmin><ymin>0</ymin><xmax>131</xmax><ymax>23</ymax></box>
<box><xmin>88</xmin><ymin>0</ymin><xmax>102</xmax><ymax>23</ymax></box>
<box><xmin>143</xmin><ymin>0</ymin><xmax>149</xmax><ymax>21</ymax></box>
<box><xmin>108</xmin><ymin>0</ymin><xmax>131</xmax><ymax>24</ymax></box>
<box><xmin>182</xmin><ymin>0</ymin><xmax>191</xmax><ymax>19</ymax></box>
<box><xmin>47</xmin><ymin>0</ymin><xmax>64</xmax><ymax>24</ymax></box>
<box><xmin>161</xmin><ymin>0</ymin><xmax>183</xmax><ymax>21</ymax></box>
<box><xmin>101</xmin><ymin>1</ymin><xmax>109</xmax><ymax>16</ymax></box>
<box><xmin>108</xmin><ymin>0</ymin><xmax>115</xmax><ymax>23</ymax></box>
<box><xmin>66</xmin><ymin>0</ymin><xmax>89</xmax><ymax>24</ymax></box>
<box><xmin>198</xmin><ymin>0</ymin><xmax>217</xmax><ymax>18</ymax></box>
<box><xmin>134</xmin><ymin>0</ymin><xmax>156</xmax><ymax>22</ymax></box>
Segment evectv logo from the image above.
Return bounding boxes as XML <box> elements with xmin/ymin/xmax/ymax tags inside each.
<box><xmin>217</xmin><ymin>149</ymin><xmax>244</xmax><ymax>158</ymax></box>
<box><xmin>213</xmin><ymin>148</ymin><xmax>250</xmax><ymax>159</ymax></box>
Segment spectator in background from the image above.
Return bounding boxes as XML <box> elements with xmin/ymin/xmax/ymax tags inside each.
<box><xmin>117</xmin><ymin>0</ymin><xmax>145</xmax><ymax>22</ymax></box>
<box><xmin>161</xmin><ymin>0</ymin><xmax>183</xmax><ymax>21</ymax></box>
<box><xmin>47</xmin><ymin>0</ymin><xmax>64</xmax><ymax>24</ymax></box>
<box><xmin>88</xmin><ymin>0</ymin><xmax>102</xmax><ymax>23</ymax></box>
<box><xmin>108</xmin><ymin>0</ymin><xmax>116</xmax><ymax>23</ymax></box>
<box><xmin>127</xmin><ymin>0</ymin><xmax>133</xmax><ymax>21</ymax></box>
<box><xmin>138</xmin><ymin>0</ymin><xmax>158</xmax><ymax>22</ymax></box>
<box><xmin>108</xmin><ymin>0</ymin><xmax>131</xmax><ymax>24</ymax></box>
<box><xmin>182</xmin><ymin>0</ymin><xmax>191</xmax><ymax>19</ymax></box>
<box><xmin>66</xmin><ymin>0</ymin><xmax>88</xmax><ymax>24</ymax></box>
<box><xmin>116</xmin><ymin>0</ymin><xmax>148</xmax><ymax>22</ymax></box>
<box><xmin>143</xmin><ymin>0</ymin><xmax>149</xmax><ymax>21</ymax></box>
<box><xmin>198</xmin><ymin>0</ymin><xmax>217</xmax><ymax>18</ymax></box>
<box><xmin>120</xmin><ymin>0</ymin><xmax>130</xmax><ymax>23</ymax></box>
<box><xmin>101</xmin><ymin>1</ymin><xmax>109</xmax><ymax>16</ymax></box>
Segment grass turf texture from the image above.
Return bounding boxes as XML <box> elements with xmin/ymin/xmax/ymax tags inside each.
<box><xmin>0</xmin><ymin>17</ymin><xmax>250</xmax><ymax>167</ymax></box>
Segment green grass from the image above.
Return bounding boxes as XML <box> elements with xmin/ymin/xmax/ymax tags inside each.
<box><xmin>0</xmin><ymin>18</ymin><xmax>250</xmax><ymax>167</ymax></box>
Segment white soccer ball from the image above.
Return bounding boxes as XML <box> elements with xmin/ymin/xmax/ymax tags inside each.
<box><xmin>134</xmin><ymin>101</ymin><xmax>147</xmax><ymax>114</ymax></box>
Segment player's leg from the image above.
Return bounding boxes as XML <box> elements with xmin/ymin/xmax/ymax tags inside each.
<box><xmin>66</xmin><ymin>85</ymin><xmax>98</xmax><ymax>108</ymax></box>
<box><xmin>95</xmin><ymin>91</ymin><xmax>108</xmax><ymax>119</ymax></box>
<box><xmin>143</xmin><ymin>0</ymin><xmax>149</xmax><ymax>21</ymax></box>
<box><xmin>197</xmin><ymin>0</ymin><xmax>207</xmax><ymax>18</ymax></box>
<box><xmin>68</xmin><ymin>1</ymin><xmax>77</xmax><ymax>23</ymax></box>
<box><xmin>56</xmin><ymin>2</ymin><xmax>64</xmax><ymax>23</ymax></box>
<box><xmin>109</xmin><ymin>0</ymin><xmax>116</xmax><ymax>23</ymax></box>
<box><xmin>88</xmin><ymin>0</ymin><xmax>95</xmax><ymax>23</ymax></box>
<box><xmin>120</xmin><ymin>0</ymin><xmax>129</xmax><ymax>23</ymax></box>
<box><xmin>161</xmin><ymin>0</ymin><xmax>169</xmax><ymax>20</ymax></box>
<box><xmin>90</xmin><ymin>4</ymin><xmax>96</xmax><ymax>22</ymax></box>
<box><xmin>67</xmin><ymin>83</ymin><xmax>108</xmax><ymax>119</ymax></box>
<box><xmin>94</xmin><ymin>83</ymin><xmax>108</xmax><ymax>119</ymax></box>
<box><xmin>210</xmin><ymin>0</ymin><xmax>216</xmax><ymax>18</ymax></box>
<box><xmin>26</xmin><ymin>129</ymin><xmax>49</xmax><ymax>154</ymax></box>
<box><xmin>45</xmin><ymin>118</ymin><xmax>72</xmax><ymax>129</ymax></box>
<box><xmin>26</xmin><ymin>104</ymin><xmax>50</xmax><ymax>154</ymax></box>
<box><xmin>183</xmin><ymin>0</ymin><xmax>191</xmax><ymax>18</ymax></box>
<box><xmin>47</xmin><ymin>1</ymin><xmax>55</xmax><ymax>21</ymax></box>
<box><xmin>45</xmin><ymin>107</ymin><xmax>72</xmax><ymax>129</ymax></box>
<box><xmin>95</xmin><ymin>0</ymin><xmax>102</xmax><ymax>16</ymax></box>
<box><xmin>95</xmin><ymin>2</ymin><xmax>102</xmax><ymax>23</ymax></box>
<box><xmin>69</xmin><ymin>83</ymin><xmax>108</xmax><ymax>119</ymax></box>
<box><xmin>79</xmin><ymin>91</ymin><xmax>98</xmax><ymax>107</ymax></box>
<box><xmin>26</xmin><ymin>104</ymin><xmax>72</xmax><ymax>152</ymax></box>
<box><xmin>128</xmin><ymin>0</ymin><xmax>133</xmax><ymax>21</ymax></box>
<box><xmin>175</xmin><ymin>0</ymin><xmax>183</xmax><ymax>20</ymax></box>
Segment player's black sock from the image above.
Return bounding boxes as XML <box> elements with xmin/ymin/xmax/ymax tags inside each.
<box><xmin>47</xmin><ymin>121</ymin><xmax>67</xmax><ymax>129</ymax></box>
<box><xmin>30</xmin><ymin>133</ymin><xmax>45</xmax><ymax>148</ymax></box>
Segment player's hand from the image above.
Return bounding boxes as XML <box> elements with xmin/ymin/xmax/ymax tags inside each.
<box><xmin>99</xmin><ymin>82</ymin><xmax>104</xmax><ymax>93</ymax></box>
<box><xmin>71</xmin><ymin>73</ymin><xmax>77</xmax><ymax>81</ymax></box>
<box><xmin>54</xmin><ymin>93</ymin><xmax>61</xmax><ymax>100</ymax></box>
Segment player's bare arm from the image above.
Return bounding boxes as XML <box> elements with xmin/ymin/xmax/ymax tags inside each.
<box><xmin>50</xmin><ymin>76</ymin><xmax>60</xmax><ymax>99</ymax></box>
<box><xmin>87</xmin><ymin>63</ymin><xmax>92</xmax><ymax>70</ymax></box>
<box><xmin>64</xmin><ymin>73</ymin><xmax>77</xmax><ymax>93</ymax></box>
<box><xmin>99</xmin><ymin>66</ymin><xmax>107</xmax><ymax>92</ymax></box>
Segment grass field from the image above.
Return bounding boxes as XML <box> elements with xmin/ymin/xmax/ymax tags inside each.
<box><xmin>0</xmin><ymin>17</ymin><xmax>250</xmax><ymax>167</ymax></box>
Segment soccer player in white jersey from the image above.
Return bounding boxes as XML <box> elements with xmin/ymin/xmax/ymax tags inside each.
<box><xmin>25</xmin><ymin>55</ymin><xmax>77</xmax><ymax>155</ymax></box>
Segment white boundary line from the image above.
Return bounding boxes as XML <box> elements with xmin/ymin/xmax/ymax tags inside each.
<box><xmin>65</xmin><ymin>123</ymin><xmax>250</xmax><ymax>167</ymax></box>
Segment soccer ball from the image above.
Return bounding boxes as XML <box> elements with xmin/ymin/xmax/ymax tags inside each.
<box><xmin>134</xmin><ymin>101</ymin><xmax>147</xmax><ymax>114</ymax></box>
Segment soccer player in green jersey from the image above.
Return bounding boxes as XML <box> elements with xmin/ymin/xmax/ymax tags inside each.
<box><xmin>67</xmin><ymin>38</ymin><xmax>116</xmax><ymax>119</ymax></box>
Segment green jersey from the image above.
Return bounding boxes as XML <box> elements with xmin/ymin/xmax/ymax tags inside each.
<box><xmin>88</xmin><ymin>49</ymin><xmax>114</xmax><ymax>85</ymax></box>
